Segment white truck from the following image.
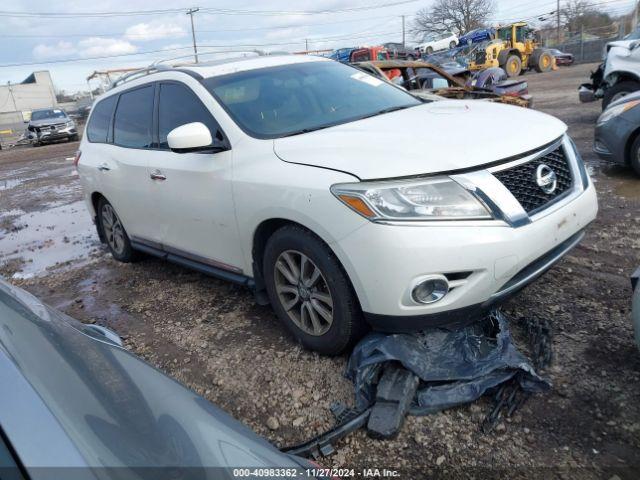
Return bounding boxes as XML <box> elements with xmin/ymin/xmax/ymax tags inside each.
<box><xmin>580</xmin><ymin>39</ymin><xmax>640</xmax><ymax>110</ymax></box>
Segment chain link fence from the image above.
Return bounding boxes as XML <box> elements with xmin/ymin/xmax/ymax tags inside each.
<box><xmin>549</xmin><ymin>34</ymin><xmax>622</xmax><ymax>63</ymax></box>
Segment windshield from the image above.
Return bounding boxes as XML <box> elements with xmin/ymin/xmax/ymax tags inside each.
<box><xmin>31</xmin><ymin>109</ymin><xmax>67</xmax><ymax>121</ymax></box>
<box><xmin>204</xmin><ymin>61</ymin><xmax>421</xmax><ymax>139</ymax></box>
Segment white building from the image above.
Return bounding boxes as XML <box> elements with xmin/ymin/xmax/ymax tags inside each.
<box><xmin>0</xmin><ymin>71</ymin><xmax>58</xmax><ymax>128</ymax></box>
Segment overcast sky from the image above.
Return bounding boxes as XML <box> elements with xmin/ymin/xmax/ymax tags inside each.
<box><xmin>0</xmin><ymin>0</ymin><xmax>635</xmax><ymax>92</ymax></box>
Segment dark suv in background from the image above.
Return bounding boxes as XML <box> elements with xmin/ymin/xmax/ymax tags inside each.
<box><xmin>26</xmin><ymin>108</ymin><xmax>78</xmax><ymax>146</ymax></box>
<box><xmin>382</xmin><ymin>42</ymin><xmax>419</xmax><ymax>60</ymax></box>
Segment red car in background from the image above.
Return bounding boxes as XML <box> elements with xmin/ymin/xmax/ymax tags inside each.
<box><xmin>549</xmin><ymin>49</ymin><xmax>574</xmax><ymax>66</ymax></box>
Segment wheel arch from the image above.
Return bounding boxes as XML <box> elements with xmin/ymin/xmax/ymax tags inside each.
<box><xmin>605</xmin><ymin>70</ymin><xmax>640</xmax><ymax>87</ymax></box>
<box><xmin>251</xmin><ymin>217</ymin><xmax>364</xmax><ymax>311</ymax></box>
<box><xmin>625</xmin><ymin>126</ymin><xmax>640</xmax><ymax>166</ymax></box>
<box><xmin>498</xmin><ymin>48</ymin><xmax>521</xmax><ymax>65</ymax></box>
<box><xmin>90</xmin><ymin>192</ymin><xmax>107</xmax><ymax>243</ymax></box>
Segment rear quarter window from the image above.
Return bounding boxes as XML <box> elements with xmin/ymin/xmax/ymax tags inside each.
<box><xmin>86</xmin><ymin>95</ymin><xmax>117</xmax><ymax>143</ymax></box>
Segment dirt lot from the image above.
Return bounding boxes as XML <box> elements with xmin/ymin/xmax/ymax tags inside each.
<box><xmin>1</xmin><ymin>63</ymin><xmax>639</xmax><ymax>478</ymax></box>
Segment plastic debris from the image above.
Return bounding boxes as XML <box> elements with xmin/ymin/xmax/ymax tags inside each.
<box><xmin>346</xmin><ymin>310</ymin><xmax>550</xmax><ymax>416</ymax></box>
<box><xmin>283</xmin><ymin>310</ymin><xmax>552</xmax><ymax>457</ymax></box>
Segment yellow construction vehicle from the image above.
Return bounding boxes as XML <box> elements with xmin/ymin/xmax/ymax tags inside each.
<box><xmin>468</xmin><ymin>22</ymin><xmax>554</xmax><ymax>77</ymax></box>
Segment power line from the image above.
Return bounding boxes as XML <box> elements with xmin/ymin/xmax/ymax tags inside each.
<box><xmin>0</xmin><ymin>13</ymin><xmax>417</xmax><ymax>38</ymax></box>
<box><xmin>0</xmin><ymin>46</ymin><xmax>194</xmax><ymax>68</ymax></box>
<box><xmin>0</xmin><ymin>28</ymin><xmax>408</xmax><ymax>68</ymax></box>
<box><xmin>492</xmin><ymin>0</ymin><xmax>635</xmax><ymax>23</ymax></box>
<box><xmin>196</xmin><ymin>1</ymin><xmax>418</xmax><ymax>16</ymax></box>
<box><xmin>0</xmin><ymin>1</ymin><xmax>418</xmax><ymax>18</ymax></box>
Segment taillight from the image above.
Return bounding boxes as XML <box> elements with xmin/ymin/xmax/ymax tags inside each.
<box><xmin>73</xmin><ymin>150</ymin><xmax>82</xmax><ymax>167</ymax></box>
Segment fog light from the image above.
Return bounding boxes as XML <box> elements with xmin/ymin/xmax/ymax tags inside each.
<box><xmin>412</xmin><ymin>276</ymin><xmax>449</xmax><ymax>304</ymax></box>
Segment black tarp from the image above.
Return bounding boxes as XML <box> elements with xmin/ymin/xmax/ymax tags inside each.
<box><xmin>346</xmin><ymin>311</ymin><xmax>550</xmax><ymax>415</ymax></box>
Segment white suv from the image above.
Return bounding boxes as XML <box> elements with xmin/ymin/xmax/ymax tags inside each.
<box><xmin>77</xmin><ymin>55</ymin><xmax>598</xmax><ymax>355</ymax></box>
<box><xmin>417</xmin><ymin>31</ymin><xmax>459</xmax><ymax>54</ymax></box>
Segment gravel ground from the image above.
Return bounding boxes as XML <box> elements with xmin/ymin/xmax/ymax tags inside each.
<box><xmin>0</xmin><ymin>63</ymin><xmax>639</xmax><ymax>478</ymax></box>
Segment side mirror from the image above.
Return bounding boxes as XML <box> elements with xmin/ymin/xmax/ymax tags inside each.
<box><xmin>167</xmin><ymin>122</ymin><xmax>217</xmax><ymax>153</ymax></box>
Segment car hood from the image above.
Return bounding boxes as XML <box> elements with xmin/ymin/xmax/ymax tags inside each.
<box><xmin>29</xmin><ymin>118</ymin><xmax>69</xmax><ymax>127</ymax></box>
<box><xmin>273</xmin><ymin>100</ymin><xmax>566</xmax><ymax>180</ymax></box>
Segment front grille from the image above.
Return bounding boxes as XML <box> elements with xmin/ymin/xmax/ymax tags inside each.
<box><xmin>493</xmin><ymin>144</ymin><xmax>573</xmax><ymax>214</ymax></box>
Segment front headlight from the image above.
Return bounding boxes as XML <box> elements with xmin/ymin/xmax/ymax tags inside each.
<box><xmin>597</xmin><ymin>99</ymin><xmax>640</xmax><ymax>125</ymax></box>
<box><xmin>331</xmin><ymin>177</ymin><xmax>492</xmax><ymax>221</ymax></box>
<box><xmin>66</xmin><ymin>121</ymin><xmax>75</xmax><ymax>128</ymax></box>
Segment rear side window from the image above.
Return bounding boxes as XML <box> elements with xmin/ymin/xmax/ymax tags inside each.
<box><xmin>113</xmin><ymin>85</ymin><xmax>154</xmax><ymax>148</ymax></box>
<box><xmin>158</xmin><ymin>83</ymin><xmax>222</xmax><ymax>149</ymax></box>
<box><xmin>86</xmin><ymin>95</ymin><xmax>117</xmax><ymax>143</ymax></box>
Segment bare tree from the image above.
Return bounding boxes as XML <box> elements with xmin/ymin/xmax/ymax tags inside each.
<box><xmin>412</xmin><ymin>0</ymin><xmax>494</xmax><ymax>39</ymax></box>
<box><xmin>561</xmin><ymin>0</ymin><xmax>613</xmax><ymax>35</ymax></box>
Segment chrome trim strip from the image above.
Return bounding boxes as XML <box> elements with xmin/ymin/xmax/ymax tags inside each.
<box><xmin>487</xmin><ymin>137</ymin><xmax>564</xmax><ymax>173</ymax></box>
<box><xmin>450</xmin><ymin>170</ymin><xmax>531</xmax><ymax>228</ymax></box>
<box><xmin>130</xmin><ymin>236</ymin><xmax>244</xmax><ymax>274</ymax></box>
<box><xmin>489</xmin><ymin>230</ymin><xmax>585</xmax><ymax>301</ymax></box>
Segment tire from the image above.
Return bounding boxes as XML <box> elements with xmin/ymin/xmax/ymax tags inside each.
<box><xmin>69</xmin><ymin>134</ymin><xmax>79</xmax><ymax>142</ymax></box>
<box><xmin>97</xmin><ymin>198</ymin><xmax>138</xmax><ymax>262</ymax></box>
<box><xmin>602</xmin><ymin>80</ymin><xmax>640</xmax><ymax>110</ymax></box>
<box><xmin>629</xmin><ymin>135</ymin><xmax>640</xmax><ymax>176</ymax></box>
<box><xmin>426</xmin><ymin>46</ymin><xmax>434</xmax><ymax>55</ymax></box>
<box><xmin>263</xmin><ymin>225</ymin><xmax>365</xmax><ymax>355</ymax></box>
<box><xmin>407</xmin><ymin>55</ymin><xmax>414</xmax><ymax>61</ymax></box>
<box><xmin>532</xmin><ymin>50</ymin><xmax>553</xmax><ymax>73</ymax></box>
<box><xmin>449</xmin><ymin>41</ymin><xmax>457</xmax><ymax>49</ymax></box>
<box><xmin>504</xmin><ymin>55</ymin><xmax>522</xmax><ymax>77</ymax></box>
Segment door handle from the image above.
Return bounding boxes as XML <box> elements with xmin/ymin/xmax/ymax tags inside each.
<box><xmin>150</xmin><ymin>170</ymin><xmax>166</xmax><ymax>181</ymax></box>
<box><xmin>97</xmin><ymin>163</ymin><xmax>110</xmax><ymax>171</ymax></box>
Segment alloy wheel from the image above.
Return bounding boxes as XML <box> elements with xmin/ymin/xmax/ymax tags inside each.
<box><xmin>101</xmin><ymin>204</ymin><xmax>126</xmax><ymax>255</ymax></box>
<box><xmin>273</xmin><ymin>250</ymin><xmax>334</xmax><ymax>336</ymax></box>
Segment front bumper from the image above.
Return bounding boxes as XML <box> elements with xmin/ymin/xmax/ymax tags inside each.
<box><xmin>28</xmin><ymin>126</ymin><xmax>77</xmax><ymax>143</ymax></box>
<box><xmin>332</xmin><ymin>141</ymin><xmax>598</xmax><ymax>331</ymax></box>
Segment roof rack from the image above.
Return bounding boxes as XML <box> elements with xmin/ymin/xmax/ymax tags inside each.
<box><xmin>152</xmin><ymin>49</ymin><xmax>266</xmax><ymax>67</ymax></box>
<box><xmin>109</xmin><ymin>49</ymin><xmax>268</xmax><ymax>89</ymax></box>
<box><xmin>109</xmin><ymin>64</ymin><xmax>173</xmax><ymax>89</ymax></box>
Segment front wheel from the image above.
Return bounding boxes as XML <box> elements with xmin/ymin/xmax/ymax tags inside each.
<box><xmin>97</xmin><ymin>198</ymin><xmax>138</xmax><ymax>262</ymax></box>
<box><xmin>602</xmin><ymin>81</ymin><xmax>640</xmax><ymax>110</ymax></box>
<box><xmin>263</xmin><ymin>225</ymin><xmax>365</xmax><ymax>355</ymax></box>
<box><xmin>504</xmin><ymin>55</ymin><xmax>522</xmax><ymax>77</ymax></box>
<box><xmin>426</xmin><ymin>46</ymin><xmax>434</xmax><ymax>55</ymax></box>
<box><xmin>449</xmin><ymin>41</ymin><xmax>457</xmax><ymax>49</ymax></box>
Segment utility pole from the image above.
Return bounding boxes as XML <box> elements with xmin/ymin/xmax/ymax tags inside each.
<box><xmin>186</xmin><ymin>7</ymin><xmax>199</xmax><ymax>63</ymax></box>
<box><xmin>557</xmin><ymin>0</ymin><xmax>561</xmax><ymax>45</ymax></box>
<box><xmin>7</xmin><ymin>82</ymin><xmax>17</xmax><ymax>112</ymax></box>
<box><xmin>305</xmin><ymin>39</ymin><xmax>309</xmax><ymax>51</ymax></box>
<box><xmin>402</xmin><ymin>15</ymin><xmax>406</xmax><ymax>46</ymax></box>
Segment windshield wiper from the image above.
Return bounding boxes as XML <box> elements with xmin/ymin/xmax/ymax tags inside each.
<box><xmin>358</xmin><ymin>104</ymin><xmax>413</xmax><ymax>121</ymax></box>
<box><xmin>281</xmin><ymin>124</ymin><xmax>335</xmax><ymax>138</ymax></box>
